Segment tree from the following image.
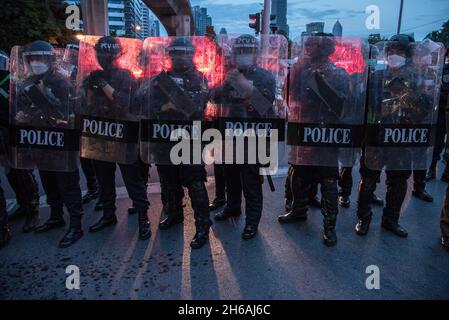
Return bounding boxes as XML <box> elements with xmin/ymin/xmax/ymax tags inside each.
<box><xmin>0</xmin><ymin>0</ymin><xmax>77</xmax><ymax>53</ymax></box>
<box><xmin>426</xmin><ymin>19</ymin><xmax>449</xmax><ymax>47</ymax></box>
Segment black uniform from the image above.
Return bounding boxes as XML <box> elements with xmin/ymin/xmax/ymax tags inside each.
<box><xmin>0</xmin><ymin>62</ymin><xmax>39</xmax><ymax>225</ymax></box>
<box><xmin>79</xmin><ymin>45</ymin><xmax>150</xmax><ymax>234</ymax></box>
<box><xmin>429</xmin><ymin>62</ymin><xmax>449</xmax><ymax>179</ymax></box>
<box><xmin>358</xmin><ymin>63</ymin><xmax>432</xmax><ymax>237</ymax></box>
<box><xmin>147</xmin><ymin>66</ymin><xmax>211</xmax><ymax>232</ymax></box>
<box><xmin>213</xmin><ymin>65</ymin><xmax>276</xmax><ymax>230</ymax></box>
<box><xmin>281</xmin><ymin>52</ymin><xmax>349</xmax><ymax>246</ymax></box>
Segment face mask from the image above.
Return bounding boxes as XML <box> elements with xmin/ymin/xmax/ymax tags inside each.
<box><xmin>235</xmin><ymin>55</ymin><xmax>254</xmax><ymax>69</ymax></box>
<box><xmin>171</xmin><ymin>56</ymin><xmax>193</xmax><ymax>73</ymax></box>
<box><xmin>30</xmin><ymin>61</ymin><xmax>49</xmax><ymax>75</ymax></box>
<box><xmin>387</xmin><ymin>54</ymin><xmax>406</xmax><ymax>68</ymax></box>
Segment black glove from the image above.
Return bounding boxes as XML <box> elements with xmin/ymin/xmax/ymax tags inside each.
<box><xmin>89</xmin><ymin>70</ymin><xmax>108</xmax><ymax>89</ymax></box>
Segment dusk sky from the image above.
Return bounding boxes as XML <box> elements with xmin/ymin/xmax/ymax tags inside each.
<box><xmin>187</xmin><ymin>0</ymin><xmax>449</xmax><ymax>40</ymax></box>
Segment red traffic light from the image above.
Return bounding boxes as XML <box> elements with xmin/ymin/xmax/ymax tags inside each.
<box><xmin>249</xmin><ymin>12</ymin><xmax>261</xmax><ymax>35</ymax></box>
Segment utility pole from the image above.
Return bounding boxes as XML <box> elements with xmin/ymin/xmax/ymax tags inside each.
<box><xmin>397</xmin><ymin>0</ymin><xmax>404</xmax><ymax>34</ymax></box>
<box><xmin>262</xmin><ymin>0</ymin><xmax>271</xmax><ymax>35</ymax></box>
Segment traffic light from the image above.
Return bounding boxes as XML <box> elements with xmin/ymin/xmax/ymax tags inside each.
<box><xmin>269</xmin><ymin>14</ymin><xmax>278</xmax><ymax>34</ymax></box>
<box><xmin>249</xmin><ymin>13</ymin><xmax>261</xmax><ymax>35</ymax></box>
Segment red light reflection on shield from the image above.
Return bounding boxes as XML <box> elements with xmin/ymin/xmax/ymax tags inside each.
<box><xmin>330</xmin><ymin>38</ymin><xmax>366</xmax><ymax>74</ymax></box>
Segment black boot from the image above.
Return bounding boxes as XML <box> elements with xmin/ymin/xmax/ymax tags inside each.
<box><xmin>35</xmin><ymin>217</ymin><xmax>66</xmax><ymax>233</ymax></box>
<box><xmin>94</xmin><ymin>200</ymin><xmax>103</xmax><ymax>211</ymax></box>
<box><xmin>59</xmin><ymin>227</ymin><xmax>83</xmax><ymax>248</ymax></box>
<box><xmin>190</xmin><ymin>228</ymin><xmax>209</xmax><ymax>249</ymax></box>
<box><xmin>441</xmin><ymin>236</ymin><xmax>449</xmax><ymax>252</ymax></box>
<box><xmin>442</xmin><ymin>167</ymin><xmax>449</xmax><ymax>183</ymax></box>
<box><xmin>214</xmin><ymin>208</ymin><xmax>241</xmax><ymax>221</ymax></box>
<box><xmin>381</xmin><ymin>210</ymin><xmax>408</xmax><ymax>237</ymax></box>
<box><xmin>338</xmin><ymin>194</ymin><xmax>350</xmax><ymax>208</ymax></box>
<box><xmin>321</xmin><ymin>177</ymin><xmax>338</xmax><ymax>247</ymax></box>
<box><xmin>284</xmin><ymin>198</ymin><xmax>292</xmax><ymax>213</ymax></box>
<box><xmin>22</xmin><ymin>209</ymin><xmax>39</xmax><ymax>233</ymax></box>
<box><xmin>128</xmin><ymin>207</ymin><xmax>138</xmax><ymax>215</ymax></box>
<box><xmin>138</xmin><ymin>210</ymin><xmax>151</xmax><ymax>240</ymax></box>
<box><xmin>278</xmin><ymin>209</ymin><xmax>307</xmax><ymax>223</ymax></box>
<box><xmin>82</xmin><ymin>189</ymin><xmax>99</xmax><ymax>204</ymax></box>
<box><xmin>355</xmin><ymin>212</ymin><xmax>372</xmax><ymax>236</ymax></box>
<box><xmin>189</xmin><ymin>181</ymin><xmax>212</xmax><ymax>249</ymax></box>
<box><xmin>89</xmin><ymin>214</ymin><xmax>117</xmax><ymax>233</ymax></box>
<box><xmin>323</xmin><ymin>214</ymin><xmax>337</xmax><ymax>246</ymax></box>
<box><xmin>0</xmin><ymin>228</ymin><xmax>11</xmax><ymax>250</ymax></box>
<box><xmin>209</xmin><ymin>198</ymin><xmax>226</xmax><ymax>211</ymax></box>
<box><xmin>426</xmin><ymin>166</ymin><xmax>436</xmax><ymax>181</ymax></box>
<box><xmin>370</xmin><ymin>193</ymin><xmax>384</xmax><ymax>206</ymax></box>
<box><xmin>242</xmin><ymin>224</ymin><xmax>258</xmax><ymax>240</ymax></box>
<box><xmin>412</xmin><ymin>189</ymin><xmax>434</xmax><ymax>202</ymax></box>
<box><xmin>356</xmin><ymin>176</ymin><xmax>377</xmax><ymax>236</ymax></box>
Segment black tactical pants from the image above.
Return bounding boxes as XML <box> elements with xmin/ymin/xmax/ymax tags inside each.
<box><xmin>157</xmin><ymin>164</ymin><xmax>210</xmax><ymax>231</ymax></box>
<box><xmin>224</xmin><ymin>164</ymin><xmax>263</xmax><ymax>226</ymax></box>
<box><xmin>430</xmin><ymin>109</ymin><xmax>447</xmax><ymax>169</ymax></box>
<box><xmin>0</xmin><ymin>181</ymin><xmax>7</xmax><ymax>231</ymax></box>
<box><xmin>359</xmin><ymin>160</ymin><xmax>411</xmax><ymax>223</ymax></box>
<box><xmin>6</xmin><ymin>168</ymin><xmax>39</xmax><ymax>213</ymax></box>
<box><xmin>213</xmin><ymin>164</ymin><xmax>226</xmax><ymax>200</ymax></box>
<box><xmin>285</xmin><ymin>164</ymin><xmax>318</xmax><ymax>204</ymax></box>
<box><xmin>94</xmin><ymin>160</ymin><xmax>149</xmax><ymax>217</ymax></box>
<box><xmin>338</xmin><ymin>166</ymin><xmax>353</xmax><ymax>197</ymax></box>
<box><xmin>39</xmin><ymin>170</ymin><xmax>83</xmax><ymax>228</ymax></box>
<box><xmin>80</xmin><ymin>157</ymin><xmax>98</xmax><ymax>194</ymax></box>
<box><xmin>412</xmin><ymin>170</ymin><xmax>427</xmax><ymax>192</ymax></box>
<box><xmin>440</xmin><ymin>184</ymin><xmax>449</xmax><ymax>238</ymax></box>
<box><xmin>291</xmin><ymin>165</ymin><xmax>338</xmax><ymax>219</ymax></box>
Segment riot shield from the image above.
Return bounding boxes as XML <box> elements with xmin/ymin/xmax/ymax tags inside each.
<box><xmin>9</xmin><ymin>42</ymin><xmax>79</xmax><ymax>172</ymax></box>
<box><xmin>139</xmin><ymin>36</ymin><xmax>221</xmax><ymax>165</ymax></box>
<box><xmin>287</xmin><ymin>35</ymin><xmax>369</xmax><ymax>168</ymax></box>
<box><xmin>76</xmin><ymin>35</ymin><xmax>142</xmax><ymax>164</ymax></box>
<box><xmin>211</xmin><ymin>34</ymin><xmax>288</xmax><ymax>175</ymax></box>
<box><xmin>364</xmin><ymin>39</ymin><xmax>445</xmax><ymax>171</ymax></box>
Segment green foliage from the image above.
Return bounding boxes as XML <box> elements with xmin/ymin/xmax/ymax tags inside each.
<box><xmin>0</xmin><ymin>0</ymin><xmax>77</xmax><ymax>53</ymax></box>
<box><xmin>426</xmin><ymin>20</ymin><xmax>449</xmax><ymax>47</ymax></box>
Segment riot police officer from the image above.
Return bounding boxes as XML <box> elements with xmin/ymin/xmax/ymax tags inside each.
<box><xmin>0</xmin><ymin>49</ymin><xmax>40</xmax><ymax>231</ymax></box>
<box><xmin>279</xmin><ymin>33</ymin><xmax>351</xmax><ymax>246</ymax></box>
<box><xmin>211</xmin><ymin>34</ymin><xmax>277</xmax><ymax>240</ymax></box>
<box><xmin>78</xmin><ymin>36</ymin><xmax>151</xmax><ymax>241</ymax></box>
<box><xmin>12</xmin><ymin>40</ymin><xmax>84</xmax><ymax>247</ymax></box>
<box><xmin>427</xmin><ymin>49</ymin><xmax>449</xmax><ymax>181</ymax></box>
<box><xmin>141</xmin><ymin>37</ymin><xmax>211</xmax><ymax>249</ymax></box>
<box><xmin>0</xmin><ymin>50</ymin><xmax>11</xmax><ymax>249</ymax></box>
<box><xmin>357</xmin><ymin>35</ymin><xmax>442</xmax><ymax>237</ymax></box>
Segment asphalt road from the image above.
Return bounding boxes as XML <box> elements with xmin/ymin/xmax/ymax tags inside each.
<box><xmin>0</xmin><ymin>162</ymin><xmax>448</xmax><ymax>300</ymax></box>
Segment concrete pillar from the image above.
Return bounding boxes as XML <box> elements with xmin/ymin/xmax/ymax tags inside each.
<box><xmin>80</xmin><ymin>0</ymin><xmax>109</xmax><ymax>36</ymax></box>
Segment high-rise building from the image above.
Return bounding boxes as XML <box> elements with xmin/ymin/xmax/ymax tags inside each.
<box><xmin>271</xmin><ymin>0</ymin><xmax>289</xmax><ymax>37</ymax></box>
<box><xmin>192</xmin><ymin>5</ymin><xmax>211</xmax><ymax>36</ymax></box>
<box><xmin>65</xmin><ymin>0</ymin><xmax>153</xmax><ymax>39</ymax></box>
<box><xmin>301</xmin><ymin>22</ymin><xmax>325</xmax><ymax>36</ymax></box>
<box><xmin>332</xmin><ymin>20</ymin><xmax>342</xmax><ymax>37</ymax></box>
<box><xmin>219</xmin><ymin>28</ymin><xmax>227</xmax><ymax>35</ymax></box>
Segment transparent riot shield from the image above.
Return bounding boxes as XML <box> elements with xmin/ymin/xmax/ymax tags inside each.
<box><xmin>287</xmin><ymin>35</ymin><xmax>369</xmax><ymax>168</ymax></box>
<box><xmin>139</xmin><ymin>36</ymin><xmax>221</xmax><ymax>166</ymax></box>
<box><xmin>9</xmin><ymin>43</ymin><xmax>79</xmax><ymax>172</ymax></box>
<box><xmin>211</xmin><ymin>34</ymin><xmax>288</xmax><ymax>175</ymax></box>
<box><xmin>364</xmin><ymin>39</ymin><xmax>445</xmax><ymax>171</ymax></box>
<box><xmin>76</xmin><ymin>35</ymin><xmax>142</xmax><ymax>164</ymax></box>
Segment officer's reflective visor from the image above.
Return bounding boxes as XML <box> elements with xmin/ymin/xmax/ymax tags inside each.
<box><xmin>167</xmin><ymin>46</ymin><xmax>195</xmax><ymax>55</ymax></box>
<box><xmin>233</xmin><ymin>47</ymin><xmax>257</xmax><ymax>55</ymax></box>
